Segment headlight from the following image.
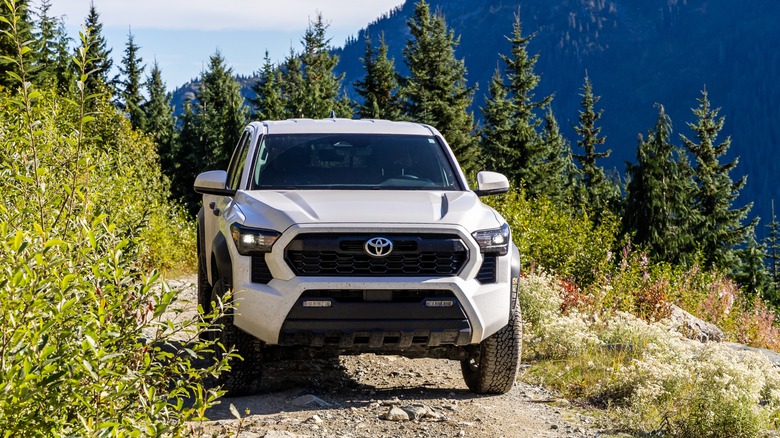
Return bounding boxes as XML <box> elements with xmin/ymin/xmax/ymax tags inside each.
<box><xmin>472</xmin><ymin>223</ymin><xmax>510</xmax><ymax>256</ymax></box>
<box><xmin>230</xmin><ymin>223</ymin><xmax>280</xmax><ymax>255</ymax></box>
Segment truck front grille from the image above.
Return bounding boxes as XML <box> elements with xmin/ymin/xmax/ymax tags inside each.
<box><xmin>285</xmin><ymin>233</ymin><xmax>468</xmax><ymax>277</ymax></box>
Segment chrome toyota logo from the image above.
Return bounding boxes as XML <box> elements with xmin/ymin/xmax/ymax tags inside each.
<box><xmin>364</xmin><ymin>237</ymin><xmax>393</xmax><ymax>257</ymax></box>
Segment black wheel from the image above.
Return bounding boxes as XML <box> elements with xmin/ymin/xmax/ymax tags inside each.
<box><xmin>461</xmin><ymin>305</ymin><xmax>522</xmax><ymax>394</ymax></box>
<box><xmin>196</xmin><ymin>217</ymin><xmax>213</xmax><ymax>341</ymax></box>
<box><xmin>210</xmin><ymin>279</ymin><xmax>264</xmax><ymax>396</ymax></box>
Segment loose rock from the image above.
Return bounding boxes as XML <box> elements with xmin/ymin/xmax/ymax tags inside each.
<box><xmin>382</xmin><ymin>406</ymin><xmax>411</xmax><ymax>421</ymax></box>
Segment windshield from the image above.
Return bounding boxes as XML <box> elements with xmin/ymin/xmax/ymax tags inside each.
<box><xmin>250</xmin><ymin>134</ymin><xmax>462</xmax><ymax>190</ymax></box>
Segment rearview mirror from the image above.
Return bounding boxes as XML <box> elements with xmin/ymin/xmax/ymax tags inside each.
<box><xmin>194</xmin><ymin>170</ymin><xmax>236</xmax><ymax>196</ymax></box>
<box><xmin>474</xmin><ymin>171</ymin><xmax>510</xmax><ymax>196</ymax></box>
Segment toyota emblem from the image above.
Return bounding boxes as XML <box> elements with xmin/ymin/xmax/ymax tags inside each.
<box><xmin>364</xmin><ymin>237</ymin><xmax>393</xmax><ymax>257</ymax></box>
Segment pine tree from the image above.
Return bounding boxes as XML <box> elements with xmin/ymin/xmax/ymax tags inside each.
<box><xmin>0</xmin><ymin>0</ymin><xmax>33</xmax><ymax>89</ymax></box>
<box><xmin>250</xmin><ymin>50</ymin><xmax>284</xmax><ymax>120</ymax></box>
<box><xmin>735</xmin><ymin>228</ymin><xmax>771</xmax><ymax>300</ymax></box>
<box><xmin>573</xmin><ymin>73</ymin><xmax>616</xmax><ymax>216</ymax></box>
<box><xmin>52</xmin><ymin>19</ymin><xmax>74</xmax><ymax>92</ymax></box>
<box><xmin>195</xmin><ymin>50</ymin><xmax>248</xmax><ymax>171</ymax></box>
<box><xmin>143</xmin><ymin>61</ymin><xmax>176</xmax><ymax>179</ymax></box>
<box><xmin>174</xmin><ymin>98</ymin><xmax>200</xmax><ymax>208</ymax></box>
<box><xmin>537</xmin><ymin>106</ymin><xmax>578</xmax><ymax>204</ymax></box>
<box><xmin>298</xmin><ymin>13</ymin><xmax>352</xmax><ymax>118</ymax></box>
<box><xmin>764</xmin><ymin>200</ymin><xmax>780</xmax><ymax>303</ymax></box>
<box><xmin>81</xmin><ymin>2</ymin><xmax>113</xmax><ymax>96</ymax></box>
<box><xmin>280</xmin><ymin>47</ymin><xmax>305</xmax><ymax>118</ymax></box>
<box><xmin>681</xmin><ymin>88</ymin><xmax>755</xmax><ymax>272</ymax></box>
<box><xmin>479</xmin><ymin>10</ymin><xmax>554</xmax><ymax>193</ymax></box>
<box><xmin>479</xmin><ymin>68</ymin><xmax>515</xmax><ymax>173</ymax></box>
<box><xmin>29</xmin><ymin>0</ymin><xmax>59</xmax><ymax>88</ymax></box>
<box><xmin>624</xmin><ymin>105</ymin><xmax>695</xmax><ymax>264</ymax></box>
<box><xmin>119</xmin><ymin>28</ymin><xmax>146</xmax><ymax>130</ymax></box>
<box><xmin>401</xmin><ymin>0</ymin><xmax>479</xmax><ymax>174</ymax></box>
<box><xmin>354</xmin><ymin>32</ymin><xmax>402</xmax><ymax>120</ymax></box>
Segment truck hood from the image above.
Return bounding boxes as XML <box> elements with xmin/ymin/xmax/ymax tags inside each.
<box><xmin>232</xmin><ymin>190</ymin><xmax>502</xmax><ymax>232</ymax></box>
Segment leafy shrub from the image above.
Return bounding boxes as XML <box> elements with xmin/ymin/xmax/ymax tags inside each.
<box><xmin>486</xmin><ymin>189</ymin><xmax>619</xmax><ymax>287</ymax></box>
<box><xmin>0</xmin><ymin>17</ymin><xmax>228</xmax><ymax>435</ymax></box>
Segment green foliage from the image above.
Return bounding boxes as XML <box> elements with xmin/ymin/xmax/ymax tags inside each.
<box><xmin>143</xmin><ymin>60</ymin><xmax>177</xmax><ymax>185</ymax></box>
<box><xmin>682</xmin><ymin>88</ymin><xmax>755</xmax><ymax>273</ymax></box>
<box><xmin>174</xmin><ymin>50</ymin><xmax>248</xmax><ymax>213</ymax></box>
<box><xmin>765</xmin><ymin>201</ymin><xmax>780</xmax><ymax>303</ymax></box>
<box><xmin>0</xmin><ymin>16</ymin><xmax>228</xmax><ymax>434</ymax></box>
<box><xmin>354</xmin><ymin>32</ymin><xmax>402</xmax><ymax>120</ymax></box>
<box><xmin>486</xmin><ymin>188</ymin><xmax>618</xmax><ymax>286</ymax></box>
<box><xmin>573</xmin><ymin>74</ymin><xmax>620</xmax><ymax>219</ymax></box>
<box><xmin>80</xmin><ymin>3</ymin><xmax>113</xmax><ymax>96</ymax></box>
<box><xmin>250</xmin><ymin>50</ymin><xmax>285</xmax><ymax>120</ymax></box>
<box><xmin>402</xmin><ymin>0</ymin><xmax>479</xmax><ymax>174</ymax></box>
<box><xmin>118</xmin><ymin>29</ymin><xmax>146</xmax><ymax>130</ymax></box>
<box><xmin>478</xmin><ymin>10</ymin><xmax>564</xmax><ymax>199</ymax></box>
<box><xmin>624</xmin><ymin>105</ymin><xmax>696</xmax><ymax>265</ymax></box>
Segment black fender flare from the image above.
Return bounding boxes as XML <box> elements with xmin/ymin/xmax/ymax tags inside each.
<box><xmin>197</xmin><ymin>207</ymin><xmax>206</xmax><ymax>271</ymax></box>
<box><xmin>212</xmin><ymin>232</ymin><xmax>233</xmax><ymax>290</ymax></box>
<box><xmin>509</xmin><ymin>242</ymin><xmax>521</xmax><ymax>308</ymax></box>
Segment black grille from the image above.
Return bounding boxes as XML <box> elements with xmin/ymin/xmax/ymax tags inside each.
<box><xmin>251</xmin><ymin>255</ymin><xmax>273</xmax><ymax>284</ymax></box>
<box><xmin>286</xmin><ymin>234</ymin><xmax>467</xmax><ymax>276</ymax></box>
<box><xmin>476</xmin><ymin>254</ymin><xmax>497</xmax><ymax>284</ymax></box>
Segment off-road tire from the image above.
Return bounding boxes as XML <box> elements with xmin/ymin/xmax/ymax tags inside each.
<box><xmin>461</xmin><ymin>305</ymin><xmax>522</xmax><ymax>394</ymax></box>
<box><xmin>211</xmin><ymin>279</ymin><xmax>264</xmax><ymax>396</ymax></box>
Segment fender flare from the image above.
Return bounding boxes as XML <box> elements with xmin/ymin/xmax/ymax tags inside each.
<box><xmin>212</xmin><ymin>232</ymin><xmax>233</xmax><ymax>290</ymax></box>
<box><xmin>509</xmin><ymin>242</ymin><xmax>521</xmax><ymax>308</ymax></box>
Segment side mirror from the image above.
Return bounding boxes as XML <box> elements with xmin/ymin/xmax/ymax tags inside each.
<box><xmin>194</xmin><ymin>170</ymin><xmax>236</xmax><ymax>196</ymax></box>
<box><xmin>474</xmin><ymin>171</ymin><xmax>510</xmax><ymax>196</ymax></box>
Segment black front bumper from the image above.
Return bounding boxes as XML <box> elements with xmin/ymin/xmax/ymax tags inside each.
<box><xmin>278</xmin><ymin>289</ymin><xmax>472</xmax><ymax>350</ymax></box>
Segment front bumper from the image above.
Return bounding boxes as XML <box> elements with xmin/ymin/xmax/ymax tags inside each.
<box><xmin>230</xmin><ymin>223</ymin><xmax>512</xmax><ymax>347</ymax></box>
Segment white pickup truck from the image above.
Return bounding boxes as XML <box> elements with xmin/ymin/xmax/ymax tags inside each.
<box><xmin>194</xmin><ymin>118</ymin><xmax>521</xmax><ymax>396</ymax></box>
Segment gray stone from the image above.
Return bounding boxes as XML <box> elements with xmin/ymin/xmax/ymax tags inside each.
<box><xmin>291</xmin><ymin>394</ymin><xmax>332</xmax><ymax>408</ymax></box>
<box><xmin>382</xmin><ymin>406</ymin><xmax>410</xmax><ymax>421</ymax></box>
<box><xmin>263</xmin><ymin>432</ymin><xmax>299</xmax><ymax>438</ymax></box>
<box><xmin>668</xmin><ymin>304</ymin><xmax>725</xmax><ymax>342</ymax></box>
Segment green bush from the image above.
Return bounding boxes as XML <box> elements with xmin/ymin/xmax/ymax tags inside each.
<box><xmin>486</xmin><ymin>189</ymin><xmax>618</xmax><ymax>287</ymax></box>
<box><xmin>0</xmin><ymin>18</ymin><xmax>228</xmax><ymax>435</ymax></box>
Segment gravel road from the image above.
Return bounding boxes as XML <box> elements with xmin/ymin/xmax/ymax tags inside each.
<box><xmin>166</xmin><ymin>277</ymin><xmax>607</xmax><ymax>438</ymax></box>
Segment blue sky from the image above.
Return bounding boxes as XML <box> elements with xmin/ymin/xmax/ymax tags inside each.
<box><xmin>46</xmin><ymin>0</ymin><xmax>406</xmax><ymax>90</ymax></box>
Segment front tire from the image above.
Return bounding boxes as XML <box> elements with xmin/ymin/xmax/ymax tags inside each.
<box><xmin>461</xmin><ymin>305</ymin><xmax>522</xmax><ymax>394</ymax></box>
<box><xmin>210</xmin><ymin>279</ymin><xmax>264</xmax><ymax>396</ymax></box>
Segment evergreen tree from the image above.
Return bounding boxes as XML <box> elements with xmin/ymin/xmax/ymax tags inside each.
<box><xmin>30</xmin><ymin>0</ymin><xmax>59</xmax><ymax>88</ymax></box>
<box><xmin>624</xmin><ymin>105</ymin><xmax>695</xmax><ymax>264</ymax></box>
<box><xmin>0</xmin><ymin>0</ymin><xmax>33</xmax><ymax>89</ymax></box>
<box><xmin>764</xmin><ymin>200</ymin><xmax>780</xmax><ymax>303</ymax></box>
<box><xmin>735</xmin><ymin>228</ymin><xmax>771</xmax><ymax>300</ymax></box>
<box><xmin>573</xmin><ymin>73</ymin><xmax>616</xmax><ymax>216</ymax></box>
<box><xmin>478</xmin><ymin>10</ymin><xmax>555</xmax><ymax>193</ymax></box>
<box><xmin>52</xmin><ymin>19</ymin><xmax>74</xmax><ymax>92</ymax></box>
<box><xmin>298</xmin><ymin>13</ymin><xmax>352</xmax><ymax>118</ymax></box>
<box><xmin>479</xmin><ymin>68</ymin><xmax>514</xmax><ymax>173</ymax></box>
<box><xmin>119</xmin><ymin>28</ymin><xmax>146</xmax><ymax>130</ymax></box>
<box><xmin>195</xmin><ymin>50</ymin><xmax>248</xmax><ymax>171</ymax></box>
<box><xmin>681</xmin><ymin>88</ymin><xmax>755</xmax><ymax>271</ymax></box>
<box><xmin>81</xmin><ymin>2</ymin><xmax>113</xmax><ymax>96</ymax></box>
<box><xmin>250</xmin><ymin>50</ymin><xmax>285</xmax><ymax>120</ymax></box>
<box><xmin>537</xmin><ymin>106</ymin><xmax>578</xmax><ymax>204</ymax></box>
<box><xmin>174</xmin><ymin>98</ymin><xmax>201</xmax><ymax>208</ymax></box>
<box><xmin>280</xmin><ymin>47</ymin><xmax>305</xmax><ymax>118</ymax></box>
<box><xmin>401</xmin><ymin>0</ymin><xmax>479</xmax><ymax>174</ymax></box>
<box><xmin>354</xmin><ymin>32</ymin><xmax>402</xmax><ymax>120</ymax></box>
<box><xmin>143</xmin><ymin>61</ymin><xmax>176</xmax><ymax>179</ymax></box>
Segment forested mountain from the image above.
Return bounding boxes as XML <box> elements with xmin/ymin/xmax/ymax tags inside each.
<box><xmin>170</xmin><ymin>0</ymin><xmax>780</xmax><ymax>234</ymax></box>
<box><xmin>334</xmin><ymin>0</ymin><xmax>780</xmax><ymax>235</ymax></box>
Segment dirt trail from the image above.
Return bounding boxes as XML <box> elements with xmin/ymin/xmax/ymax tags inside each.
<box><xmin>167</xmin><ymin>277</ymin><xmax>605</xmax><ymax>438</ymax></box>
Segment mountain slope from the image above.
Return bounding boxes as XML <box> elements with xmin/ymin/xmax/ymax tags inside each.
<box><xmin>334</xmin><ymin>0</ymin><xmax>780</xmax><ymax>233</ymax></box>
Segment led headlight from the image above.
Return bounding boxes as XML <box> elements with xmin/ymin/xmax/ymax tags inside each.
<box><xmin>230</xmin><ymin>223</ymin><xmax>281</xmax><ymax>255</ymax></box>
<box><xmin>472</xmin><ymin>223</ymin><xmax>510</xmax><ymax>255</ymax></box>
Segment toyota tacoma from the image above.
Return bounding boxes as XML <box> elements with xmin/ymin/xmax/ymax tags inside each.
<box><xmin>194</xmin><ymin>118</ymin><xmax>522</xmax><ymax>395</ymax></box>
